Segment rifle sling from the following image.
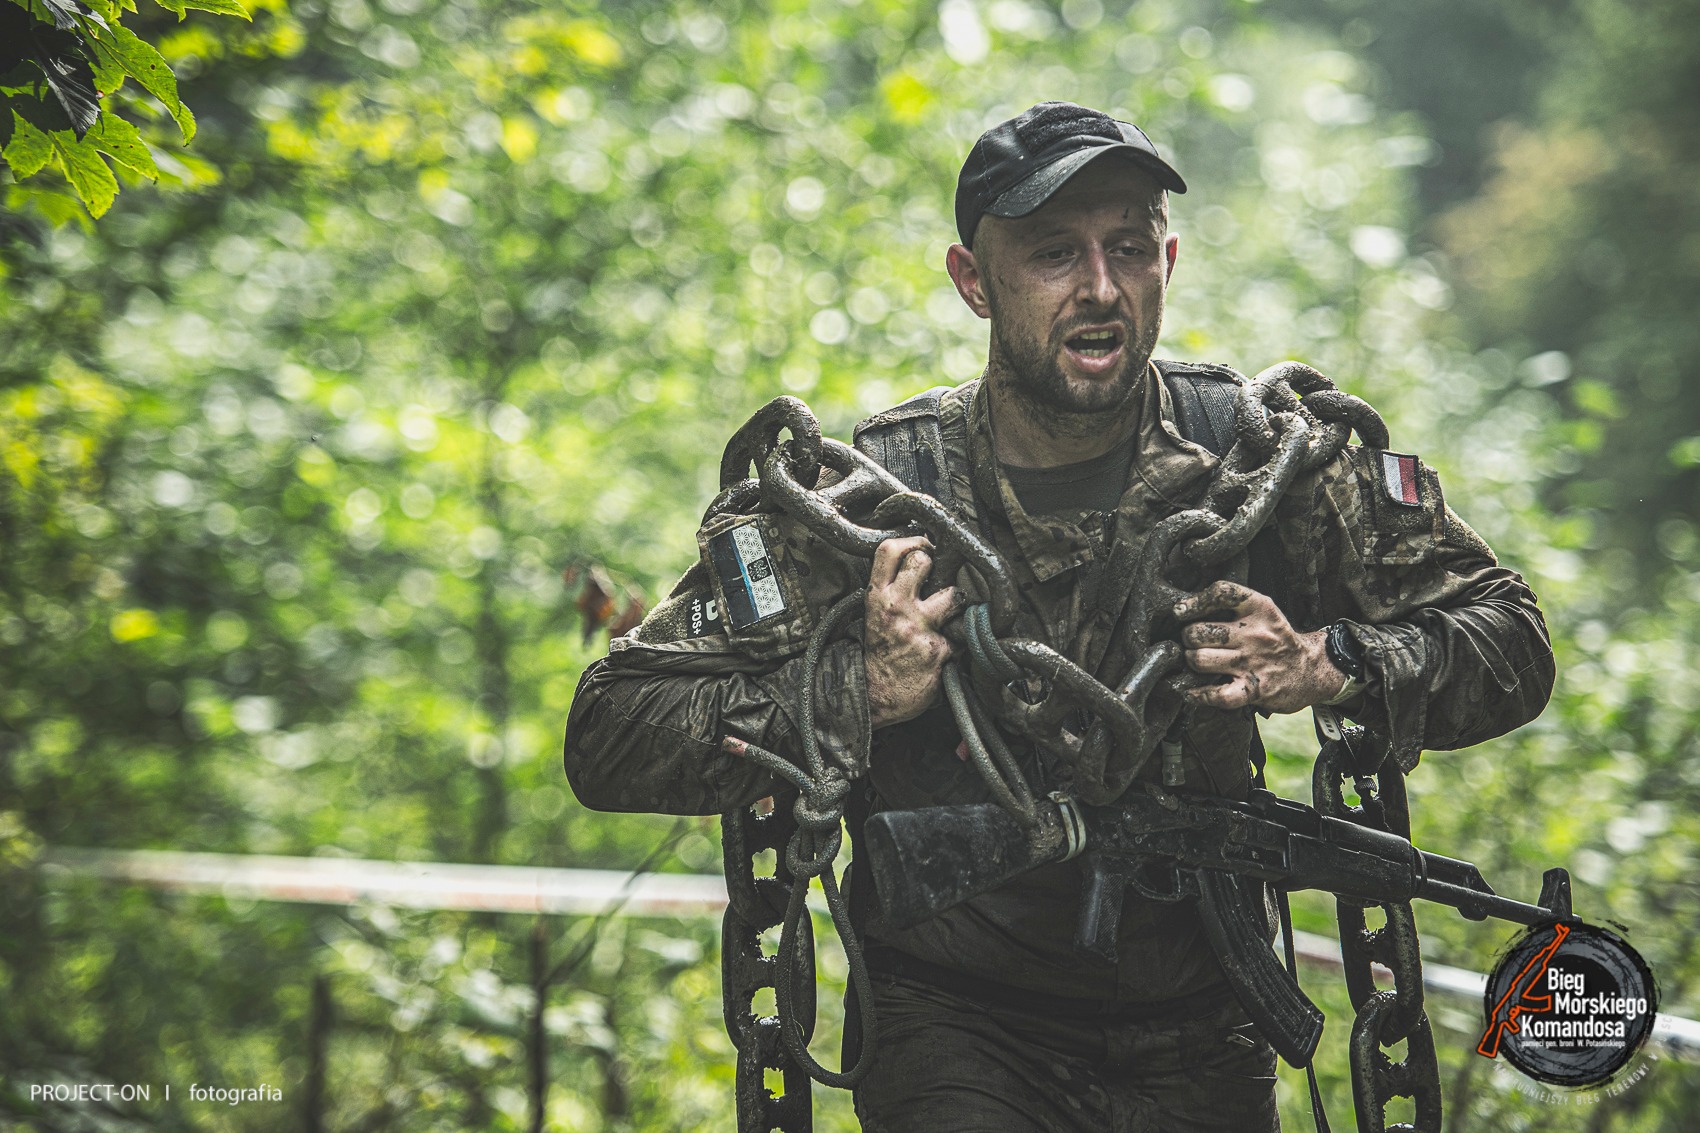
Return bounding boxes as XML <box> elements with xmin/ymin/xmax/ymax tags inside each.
<box><xmin>1279</xmin><ymin>890</ymin><xmax>1334</xmax><ymax>1133</ymax></box>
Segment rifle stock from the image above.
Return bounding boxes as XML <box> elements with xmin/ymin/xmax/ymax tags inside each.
<box><xmin>862</xmin><ymin>802</ymin><xmax>1066</xmax><ymax>929</ymax></box>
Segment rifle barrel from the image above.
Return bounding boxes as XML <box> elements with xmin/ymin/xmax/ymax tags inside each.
<box><xmin>1415</xmin><ymin>873</ymin><xmax>1555</xmax><ymax>926</ymax></box>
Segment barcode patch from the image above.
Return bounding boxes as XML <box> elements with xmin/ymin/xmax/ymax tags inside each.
<box><xmin>708</xmin><ymin>521</ymin><xmax>789</xmax><ymax>631</ymax></box>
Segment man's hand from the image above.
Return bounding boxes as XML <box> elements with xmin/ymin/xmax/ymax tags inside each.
<box><xmin>865</xmin><ymin>536</ymin><xmax>957</xmax><ymax>729</ymax></box>
<box><xmin>1174</xmin><ymin>580</ymin><xmax>1349</xmax><ymax>713</ymax></box>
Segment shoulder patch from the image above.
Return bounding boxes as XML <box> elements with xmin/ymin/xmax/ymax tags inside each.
<box><xmin>1377</xmin><ymin>451</ymin><xmax>1424</xmax><ymax>508</ymax></box>
<box><xmin>1333</xmin><ymin>445</ymin><xmax>1445</xmax><ymax>573</ymax></box>
<box><xmin>627</xmin><ymin>582</ymin><xmax>728</xmax><ymax>647</ymax></box>
<box><xmin>707</xmin><ymin>519</ymin><xmax>790</xmax><ymax>630</ymax></box>
<box><xmin>685</xmin><ymin>592</ymin><xmax>723</xmax><ymax>637</ymax></box>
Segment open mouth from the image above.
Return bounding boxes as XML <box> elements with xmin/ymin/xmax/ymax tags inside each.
<box><xmin>1063</xmin><ymin>326</ymin><xmax>1126</xmax><ymax>369</ymax></box>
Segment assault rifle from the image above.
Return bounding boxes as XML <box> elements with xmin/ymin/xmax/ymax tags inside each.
<box><xmin>864</xmin><ymin>786</ymin><xmax>1574</xmax><ymax>1067</ymax></box>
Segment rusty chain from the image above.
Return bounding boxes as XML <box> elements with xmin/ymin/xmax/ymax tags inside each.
<box><xmin>713</xmin><ymin>363</ymin><xmax>1433</xmax><ymax>1132</ymax></box>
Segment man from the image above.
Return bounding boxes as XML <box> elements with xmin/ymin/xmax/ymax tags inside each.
<box><xmin>564</xmin><ymin>102</ymin><xmax>1554</xmax><ymax>1131</ymax></box>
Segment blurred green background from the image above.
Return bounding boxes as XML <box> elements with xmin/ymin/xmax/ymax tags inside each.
<box><xmin>4</xmin><ymin>0</ymin><xmax>1700</xmax><ymax>1128</ymax></box>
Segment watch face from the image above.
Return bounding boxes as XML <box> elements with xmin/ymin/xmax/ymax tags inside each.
<box><xmin>1327</xmin><ymin>623</ymin><xmax>1364</xmax><ymax>680</ymax></box>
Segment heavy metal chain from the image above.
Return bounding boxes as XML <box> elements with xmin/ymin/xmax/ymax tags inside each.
<box><xmin>712</xmin><ymin>363</ymin><xmax>1428</xmax><ymax>1132</ymax></box>
<box><xmin>719</xmin><ymin>592</ymin><xmax>877</xmax><ymax>1132</ymax></box>
<box><xmin>1313</xmin><ymin>710</ymin><xmax>1443</xmax><ymax>1132</ymax></box>
<box><xmin>720</xmin><ymin>795</ymin><xmax>816</xmax><ymax>1133</ymax></box>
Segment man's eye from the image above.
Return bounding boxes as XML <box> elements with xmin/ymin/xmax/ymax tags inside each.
<box><xmin>1040</xmin><ymin>248</ymin><xmax>1071</xmax><ymax>261</ymax></box>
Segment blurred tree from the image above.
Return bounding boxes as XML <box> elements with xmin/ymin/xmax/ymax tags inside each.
<box><xmin>4</xmin><ymin>0</ymin><xmax>1700</xmax><ymax>1131</ymax></box>
<box><xmin>1258</xmin><ymin>0</ymin><xmax>1700</xmax><ymax>589</ymax></box>
<box><xmin>1263</xmin><ymin>0</ymin><xmax>1563</xmax><ymax>217</ymax></box>
<box><xmin>1439</xmin><ymin>0</ymin><xmax>1700</xmax><ymax>586</ymax></box>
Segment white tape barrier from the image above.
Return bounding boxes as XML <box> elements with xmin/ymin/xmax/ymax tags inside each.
<box><xmin>40</xmin><ymin>847</ymin><xmax>1700</xmax><ymax>1061</ymax></box>
<box><xmin>40</xmin><ymin>846</ymin><xmax>730</xmax><ymax>918</ymax></box>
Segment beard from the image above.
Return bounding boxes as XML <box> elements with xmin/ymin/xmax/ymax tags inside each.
<box><xmin>986</xmin><ymin>302</ymin><xmax>1162</xmax><ymax>424</ymax></box>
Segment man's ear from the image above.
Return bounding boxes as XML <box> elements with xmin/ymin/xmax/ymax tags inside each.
<box><xmin>1164</xmin><ymin>233</ymin><xmax>1179</xmax><ymax>286</ymax></box>
<box><xmin>945</xmin><ymin>242</ymin><xmax>993</xmax><ymax>320</ymax></box>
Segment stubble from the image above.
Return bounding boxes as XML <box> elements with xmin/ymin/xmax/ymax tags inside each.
<box><xmin>985</xmin><ymin>289</ymin><xmax>1162</xmax><ymax>438</ymax></box>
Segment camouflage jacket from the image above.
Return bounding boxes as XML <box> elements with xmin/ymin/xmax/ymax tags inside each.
<box><xmin>563</xmin><ymin>363</ymin><xmax>1555</xmax><ymax>1003</ymax></box>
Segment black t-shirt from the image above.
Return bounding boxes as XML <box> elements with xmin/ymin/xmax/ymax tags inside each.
<box><xmin>999</xmin><ymin>430</ymin><xmax>1137</xmax><ymax>517</ymax></box>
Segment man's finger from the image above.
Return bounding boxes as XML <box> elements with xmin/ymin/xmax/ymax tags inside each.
<box><xmin>1187</xmin><ymin>675</ymin><xmax>1253</xmax><ymax>710</ymax></box>
<box><xmin>1184</xmin><ymin>646</ymin><xmax>1240</xmax><ymax>674</ymax></box>
<box><xmin>1181</xmin><ymin>621</ymin><xmax>1233</xmax><ymax>648</ymax></box>
<box><xmin>891</xmin><ymin>547</ymin><xmax>934</xmax><ymax>596</ymax></box>
<box><xmin>917</xmin><ymin>585</ymin><xmax>958</xmax><ymax>625</ymax></box>
<box><xmin>1174</xmin><ymin>579</ymin><xmax>1255</xmax><ymax>623</ymax></box>
<box><xmin>869</xmin><ymin>535</ymin><xmax>932</xmax><ymax>589</ymax></box>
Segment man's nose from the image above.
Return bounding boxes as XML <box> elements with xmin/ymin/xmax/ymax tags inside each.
<box><xmin>1075</xmin><ymin>245</ymin><xmax>1119</xmax><ymax>308</ymax></box>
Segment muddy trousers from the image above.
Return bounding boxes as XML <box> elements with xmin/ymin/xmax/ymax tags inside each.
<box><xmin>852</xmin><ymin>970</ymin><xmax>1281</xmax><ymax>1133</ymax></box>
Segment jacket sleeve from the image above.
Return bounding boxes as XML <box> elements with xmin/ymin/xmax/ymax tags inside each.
<box><xmin>1280</xmin><ymin>446</ymin><xmax>1555</xmax><ymax>772</ymax></box>
<box><xmin>564</xmin><ymin>630</ymin><xmax>871</xmax><ymax>815</ymax></box>
<box><xmin>563</xmin><ymin>512</ymin><xmax>875</xmax><ymax>816</ymax></box>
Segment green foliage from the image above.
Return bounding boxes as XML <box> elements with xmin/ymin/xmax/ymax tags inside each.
<box><xmin>1437</xmin><ymin>0</ymin><xmax>1700</xmax><ymax>579</ymax></box>
<box><xmin>0</xmin><ymin>0</ymin><xmax>257</xmax><ymax>220</ymax></box>
<box><xmin>3</xmin><ymin>0</ymin><xmax>1700</xmax><ymax>1130</ymax></box>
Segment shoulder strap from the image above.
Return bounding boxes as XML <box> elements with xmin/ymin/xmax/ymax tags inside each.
<box><xmin>1154</xmin><ymin>358</ymin><xmax>1244</xmax><ymax>457</ymax></box>
<box><xmin>856</xmin><ymin>369</ymin><xmax>1243</xmax><ymax>499</ymax></box>
<box><xmin>852</xmin><ymin>385</ymin><xmax>952</xmax><ymax>504</ymax></box>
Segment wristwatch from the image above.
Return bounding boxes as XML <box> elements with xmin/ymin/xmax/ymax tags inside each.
<box><xmin>1324</xmin><ymin>621</ymin><xmax>1367</xmax><ymax>705</ymax></box>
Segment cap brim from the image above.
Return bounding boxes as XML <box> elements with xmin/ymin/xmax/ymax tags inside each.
<box><xmin>986</xmin><ymin>144</ymin><xmax>1188</xmax><ymax>221</ymax></box>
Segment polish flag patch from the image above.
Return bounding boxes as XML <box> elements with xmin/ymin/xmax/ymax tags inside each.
<box><xmin>1378</xmin><ymin>451</ymin><xmax>1423</xmax><ymax>507</ymax></box>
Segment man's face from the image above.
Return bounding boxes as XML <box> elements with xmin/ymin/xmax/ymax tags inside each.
<box><xmin>950</xmin><ymin>159</ymin><xmax>1178</xmax><ymax>419</ymax></box>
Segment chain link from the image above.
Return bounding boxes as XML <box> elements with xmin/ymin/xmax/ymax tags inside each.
<box><xmin>714</xmin><ymin>363</ymin><xmax>1432</xmax><ymax>1132</ymax></box>
<box><xmin>720</xmin><ymin>794</ymin><xmax>815</xmax><ymax>1133</ymax></box>
<box><xmin>1314</xmin><ymin>719</ymin><xmax>1444</xmax><ymax>1132</ymax></box>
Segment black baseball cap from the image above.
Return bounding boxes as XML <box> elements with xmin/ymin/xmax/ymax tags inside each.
<box><xmin>954</xmin><ymin>101</ymin><xmax>1187</xmax><ymax>246</ymax></box>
